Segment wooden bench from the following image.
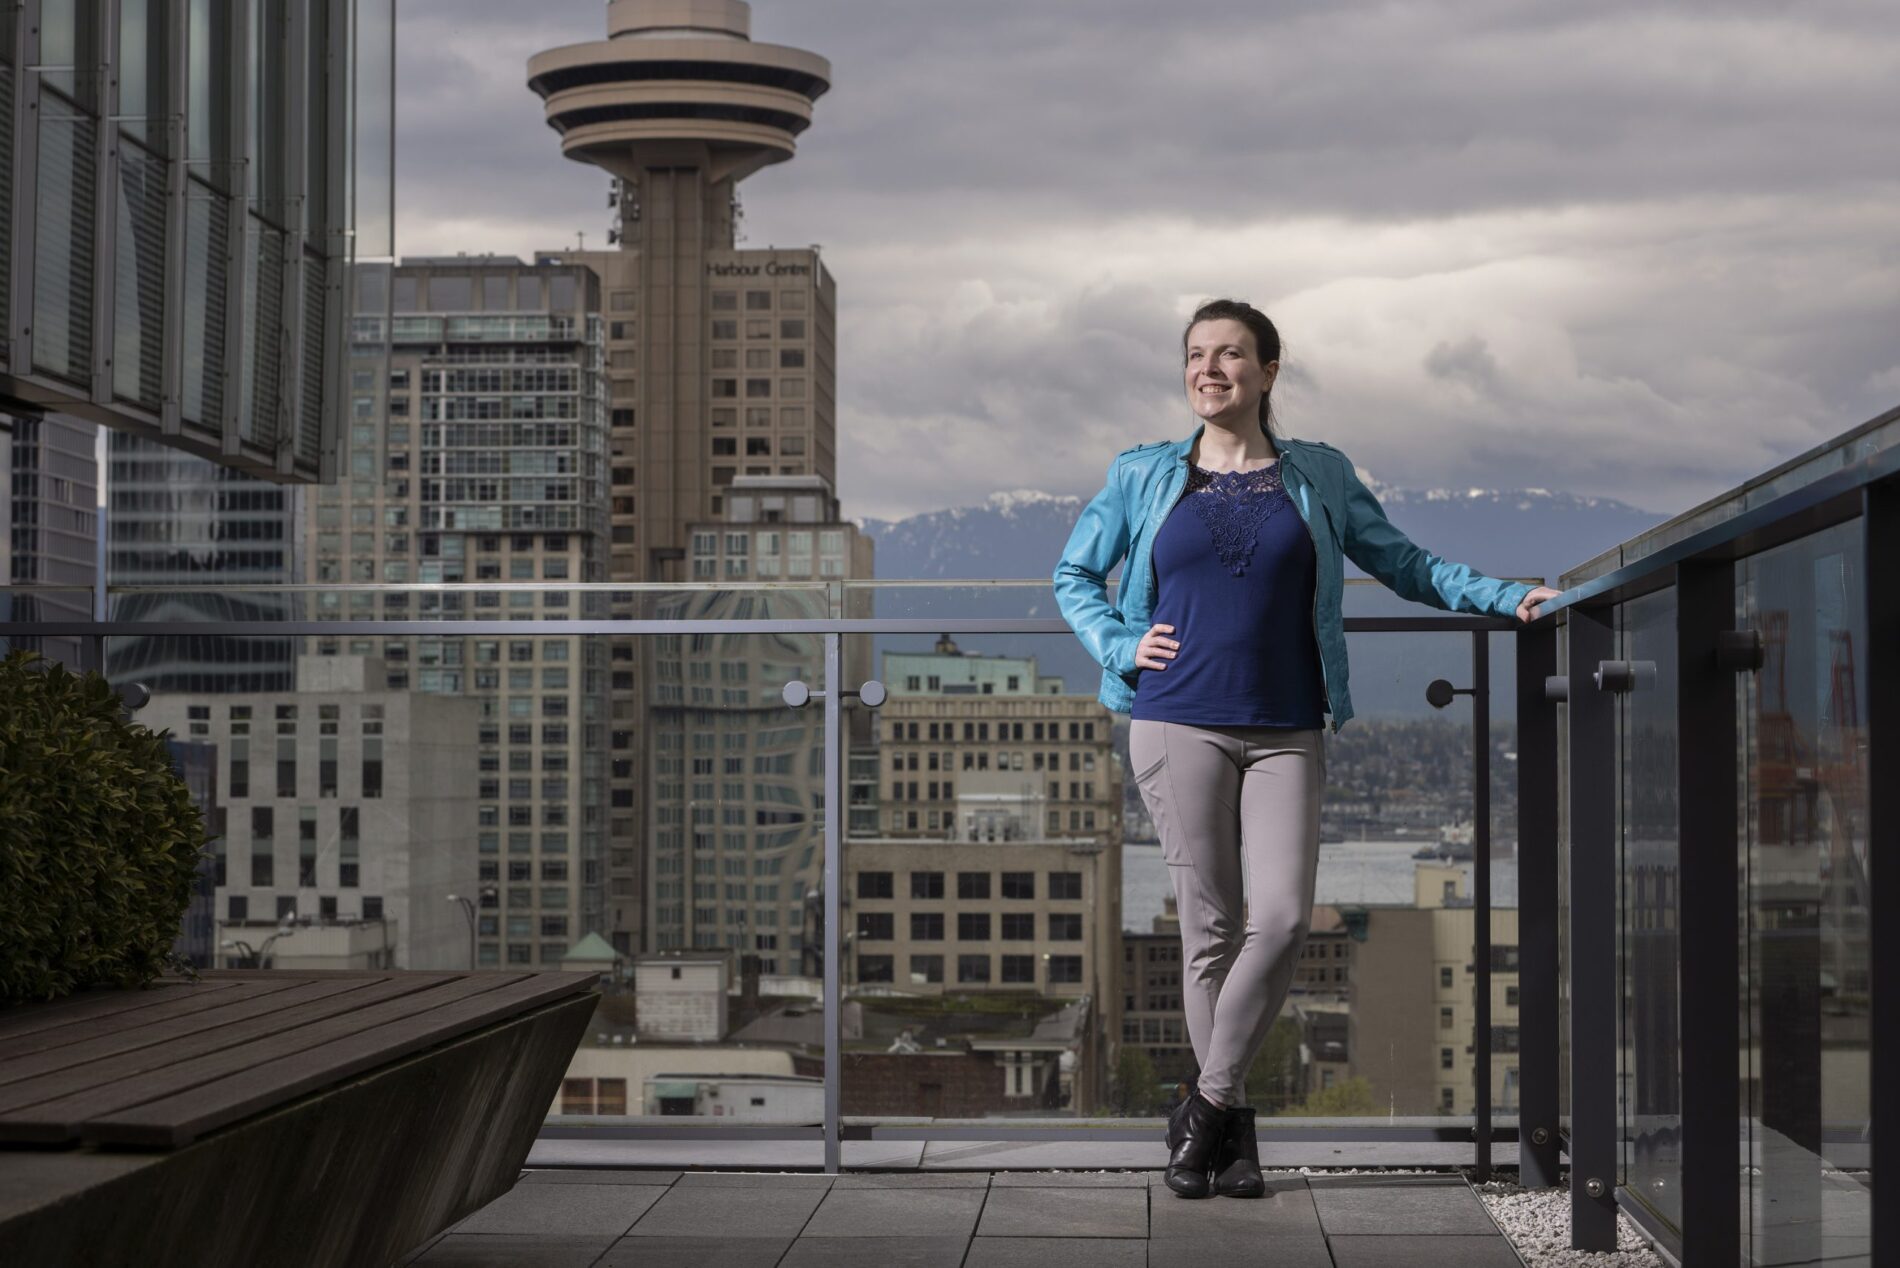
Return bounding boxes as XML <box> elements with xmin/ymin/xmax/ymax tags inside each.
<box><xmin>0</xmin><ymin>969</ymin><xmax>597</xmax><ymax>1267</ymax></box>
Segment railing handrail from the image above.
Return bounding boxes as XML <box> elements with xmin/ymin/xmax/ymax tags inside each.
<box><xmin>1542</xmin><ymin>423</ymin><xmax>1900</xmax><ymax>616</ymax></box>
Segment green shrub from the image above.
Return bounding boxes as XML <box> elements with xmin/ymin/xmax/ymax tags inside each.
<box><xmin>0</xmin><ymin>650</ymin><xmax>209</xmax><ymax>1003</ymax></box>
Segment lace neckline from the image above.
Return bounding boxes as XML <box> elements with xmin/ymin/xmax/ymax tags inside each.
<box><xmin>1180</xmin><ymin>460</ymin><xmax>1288</xmax><ymax>574</ymax></box>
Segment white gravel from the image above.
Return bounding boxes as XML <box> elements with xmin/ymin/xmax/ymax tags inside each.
<box><xmin>1470</xmin><ymin>1174</ymin><xmax>1665</xmax><ymax>1267</ymax></box>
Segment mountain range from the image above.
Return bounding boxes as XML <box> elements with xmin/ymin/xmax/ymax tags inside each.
<box><xmin>854</xmin><ymin>472</ymin><xmax>1666</xmax><ymax>718</ymax></box>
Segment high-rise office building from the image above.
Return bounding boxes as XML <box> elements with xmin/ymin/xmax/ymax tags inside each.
<box><xmin>639</xmin><ymin>474</ymin><xmax>873</xmax><ymax>965</ymax></box>
<box><xmin>527</xmin><ymin>1</ymin><xmax>839</xmax><ymax>958</ymax></box>
<box><xmin>317</xmin><ymin>255</ymin><xmax>611</xmax><ymax>967</ymax></box>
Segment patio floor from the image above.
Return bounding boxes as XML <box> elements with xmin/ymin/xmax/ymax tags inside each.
<box><xmin>399</xmin><ymin>1168</ymin><xmax>1528</xmax><ymax>1267</ymax></box>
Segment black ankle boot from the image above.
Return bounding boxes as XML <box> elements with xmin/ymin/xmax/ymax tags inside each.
<box><xmin>1213</xmin><ymin>1106</ymin><xmax>1265</xmax><ymax>1197</ymax></box>
<box><xmin>1164</xmin><ymin>1092</ymin><xmax>1225</xmax><ymax>1198</ymax></box>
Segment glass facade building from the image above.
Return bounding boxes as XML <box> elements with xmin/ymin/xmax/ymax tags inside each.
<box><xmin>0</xmin><ymin>0</ymin><xmax>393</xmax><ymax>484</ymax></box>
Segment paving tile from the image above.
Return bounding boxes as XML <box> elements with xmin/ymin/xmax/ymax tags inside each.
<box><xmin>965</xmin><ymin>1236</ymin><xmax>1148</xmax><ymax>1268</ymax></box>
<box><xmin>1306</xmin><ymin>1173</ymin><xmax>1496</xmax><ymax>1235</ymax></box>
<box><xmin>671</xmin><ymin>1169</ymin><xmax>834</xmax><ymax>1188</ymax></box>
<box><xmin>451</xmin><ymin>1182</ymin><xmax>663</xmax><ymax>1236</ymax></box>
<box><xmin>1148</xmin><ymin>1233</ymin><xmax>1333</xmax><ymax>1268</ymax></box>
<box><xmin>526</xmin><ymin>1138</ymin><xmax>924</xmax><ymax>1169</ymax></box>
<box><xmin>989</xmin><ymin>1170</ymin><xmax>1148</xmax><ymax>1187</ymax></box>
<box><xmin>624</xmin><ymin>1181</ymin><xmax>828</xmax><ymax>1238</ymax></box>
<box><xmin>780</xmin><ymin>1235</ymin><xmax>971</xmax><ymax>1266</ymax></box>
<box><xmin>411</xmin><ymin>1234</ymin><xmax>616</xmax><ymax>1268</ymax></box>
<box><xmin>595</xmin><ymin>1235</ymin><xmax>792</xmax><ymax>1267</ymax></box>
<box><xmin>802</xmin><ymin>1184</ymin><xmax>988</xmax><ymax>1237</ymax></box>
<box><xmin>831</xmin><ymin>1171</ymin><xmax>991</xmax><ymax>1188</ymax></box>
<box><xmin>1147</xmin><ymin>1176</ymin><xmax>1324</xmax><ymax>1239</ymax></box>
<box><xmin>976</xmin><ymin>1186</ymin><xmax>1147</xmax><ymax>1239</ymax></box>
<box><xmin>1328</xmin><ymin>1232</ymin><xmax>1524</xmax><ymax>1267</ymax></box>
<box><xmin>921</xmin><ymin>1140</ymin><xmax>1169</xmax><ymax>1171</ymax></box>
<box><xmin>517</xmin><ymin>1168</ymin><xmax>682</xmax><ymax>1186</ymax></box>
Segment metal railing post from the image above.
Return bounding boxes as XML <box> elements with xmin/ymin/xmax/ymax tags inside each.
<box><xmin>1472</xmin><ymin>629</ymin><xmax>1493</xmax><ymax>1181</ymax></box>
<box><xmin>1678</xmin><ymin>559</ymin><xmax>1742</xmax><ymax>1265</ymax></box>
<box><xmin>1866</xmin><ymin>476</ymin><xmax>1897</xmax><ymax>1266</ymax></box>
<box><xmin>1567</xmin><ymin>602</ymin><xmax>1619</xmax><ymax>1250</ymax></box>
<box><xmin>1515</xmin><ymin>618</ymin><xmax>1562</xmax><ymax>1188</ymax></box>
<box><xmin>822</xmin><ymin>631</ymin><xmax>844</xmax><ymax>1173</ymax></box>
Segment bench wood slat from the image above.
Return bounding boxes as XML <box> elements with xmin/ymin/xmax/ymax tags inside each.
<box><xmin>0</xmin><ymin>980</ymin><xmax>240</xmax><ymax>1041</ymax></box>
<box><xmin>0</xmin><ymin>975</ymin><xmax>498</xmax><ymax>1145</ymax></box>
<box><xmin>0</xmin><ymin>978</ymin><xmax>377</xmax><ymax>1095</ymax></box>
<box><xmin>83</xmin><ymin>973</ymin><xmax>595</xmax><ymax>1148</ymax></box>
<box><xmin>0</xmin><ymin>980</ymin><xmax>303</xmax><ymax>1065</ymax></box>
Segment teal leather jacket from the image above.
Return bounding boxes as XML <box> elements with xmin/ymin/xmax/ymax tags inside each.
<box><xmin>1052</xmin><ymin>423</ymin><xmax>1535</xmax><ymax>732</ymax></box>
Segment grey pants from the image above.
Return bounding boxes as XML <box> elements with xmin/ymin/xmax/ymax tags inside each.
<box><xmin>1129</xmin><ymin>720</ymin><xmax>1326</xmax><ymax>1107</ymax></box>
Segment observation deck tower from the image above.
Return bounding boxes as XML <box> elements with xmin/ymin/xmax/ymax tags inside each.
<box><xmin>527</xmin><ymin>0</ymin><xmax>831</xmax><ymax>249</ymax></box>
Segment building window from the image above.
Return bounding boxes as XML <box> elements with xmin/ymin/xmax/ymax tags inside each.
<box><xmin>1440</xmin><ymin>966</ymin><xmax>1454</xmax><ymax>989</ymax></box>
<box><xmin>857</xmin><ymin>955</ymin><xmax>894</xmax><ymax>983</ymax></box>
<box><xmin>957</xmin><ymin>913</ymin><xmax>990</xmax><ymax>941</ymax></box>
<box><xmin>1000</xmin><ymin>913</ymin><xmax>1034</xmax><ymax>941</ymax></box>
<box><xmin>855</xmin><ymin>912</ymin><xmax>893</xmax><ymax>941</ymax></box>
<box><xmin>1048</xmin><ymin>872</ymin><xmax>1082</xmax><ymax>900</ymax></box>
<box><xmin>1000</xmin><ymin>871</ymin><xmax>1034</xmax><ymax>900</ymax></box>
<box><xmin>957</xmin><ymin>955</ymin><xmax>991</xmax><ymax>984</ymax></box>
<box><xmin>957</xmin><ymin>872</ymin><xmax>990</xmax><ymax>900</ymax></box>
<box><xmin>910</xmin><ymin>912</ymin><xmax>943</xmax><ymax>941</ymax></box>
<box><xmin>909</xmin><ymin>955</ymin><xmax>942</xmax><ymax>985</ymax></box>
<box><xmin>1048</xmin><ymin>913</ymin><xmax>1083</xmax><ymax>941</ymax></box>
<box><xmin>910</xmin><ymin>871</ymin><xmax>943</xmax><ymax>899</ymax></box>
<box><xmin>1440</xmin><ymin>1007</ymin><xmax>1455</xmax><ymax>1030</ymax></box>
<box><xmin>856</xmin><ymin>871</ymin><xmax>893</xmax><ymax>899</ymax></box>
<box><xmin>1047</xmin><ymin>956</ymin><xmax>1083</xmax><ymax>984</ymax></box>
<box><xmin>1441</xmin><ymin>1048</ymin><xmax>1455</xmax><ymax>1070</ymax></box>
<box><xmin>1000</xmin><ymin>955</ymin><xmax>1035</xmax><ymax>984</ymax></box>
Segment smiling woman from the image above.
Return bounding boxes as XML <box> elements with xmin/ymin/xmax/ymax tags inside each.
<box><xmin>1052</xmin><ymin>295</ymin><xmax>1557</xmax><ymax>1199</ymax></box>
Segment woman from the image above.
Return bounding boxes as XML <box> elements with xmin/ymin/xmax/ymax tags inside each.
<box><xmin>1053</xmin><ymin>298</ymin><xmax>1558</xmax><ymax>1199</ymax></box>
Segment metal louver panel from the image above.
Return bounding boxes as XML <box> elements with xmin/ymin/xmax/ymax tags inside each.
<box><xmin>300</xmin><ymin>252</ymin><xmax>326</xmax><ymax>465</ymax></box>
<box><xmin>32</xmin><ymin>100</ymin><xmax>97</xmax><ymax>385</ymax></box>
<box><xmin>245</xmin><ymin>223</ymin><xmax>286</xmax><ymax>451</ymax></box>
<box><xmin>183</xmin><ymin>185</ymin><xmax>228</xmax><ymax>426</ymax></box>
<box><xmin>114</xmin><ymin>139</ymin><xmax>167</xmax><ymax>409</ymax></box>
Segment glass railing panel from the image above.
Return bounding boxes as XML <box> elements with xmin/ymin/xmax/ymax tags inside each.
<box><xmin>112</xmin><ymin>625</ymin><xmax>834</xmax><ymax>1133</ymax></box>
<box><xmin>1616</xmin><ymin>586</ymin><xmax>1682</xmax><ymax>1229</ymax></box>
<box><xmin>1738</xmin><ymin>521</ymin><xmax>1871</xmax><ymax>1265</ymax></box>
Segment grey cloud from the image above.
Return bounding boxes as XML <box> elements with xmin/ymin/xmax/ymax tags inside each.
<box><xmin>1424</xmin><ymin>336</ymin><xmax>1501</xmax><ymax>389</ymax></box>
<box><xmin>394</xmin><ymin>1</ymin><xmax>1900</xmax><ymax>525</ymax></box>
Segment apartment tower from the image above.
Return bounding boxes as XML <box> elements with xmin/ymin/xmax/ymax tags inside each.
<box><xmin>527</xmin><ymin>1</ymin><xmax>839</xmax><ymax>957</ymax></box>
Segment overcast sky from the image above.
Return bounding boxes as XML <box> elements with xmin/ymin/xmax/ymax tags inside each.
<box><xmin>396</xmin><ymin>0</ymin><xmax>1899</xmax><ymax>522</ymax></box>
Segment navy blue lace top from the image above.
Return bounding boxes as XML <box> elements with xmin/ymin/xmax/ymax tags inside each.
<box><xmin>1129</xmin><ymin>459</ymin><xmax>1328</xmax><ymax>729</ymax></box>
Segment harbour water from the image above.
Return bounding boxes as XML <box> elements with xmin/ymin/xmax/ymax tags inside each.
<box><xmin>1122</xmin><ymin>838</ymin><xmax>1522</xmax><ymax>933</ymax></box>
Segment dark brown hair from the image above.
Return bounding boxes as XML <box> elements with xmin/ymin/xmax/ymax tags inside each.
<box><xmin>1182</xmin><ymin>298</ymin><xmax>1282</xmax><ymax>438</ymax></box>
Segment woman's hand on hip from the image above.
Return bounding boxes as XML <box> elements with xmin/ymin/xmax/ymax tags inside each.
<box><xmin>1135</xmin><ymin>623</ymin><xmax>1179</xmax><ymax>670</ymax></box>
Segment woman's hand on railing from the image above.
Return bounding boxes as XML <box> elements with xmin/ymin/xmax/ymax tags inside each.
<box><xmin>1515</xmin><ymin>586</ymin><xmax>1563</xmax><ymax>623</ymax></box>
<box><xmin>1134</xmin><ymin>623</ymin><xmax>1179</xmax><ymax>670</ymax></box>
